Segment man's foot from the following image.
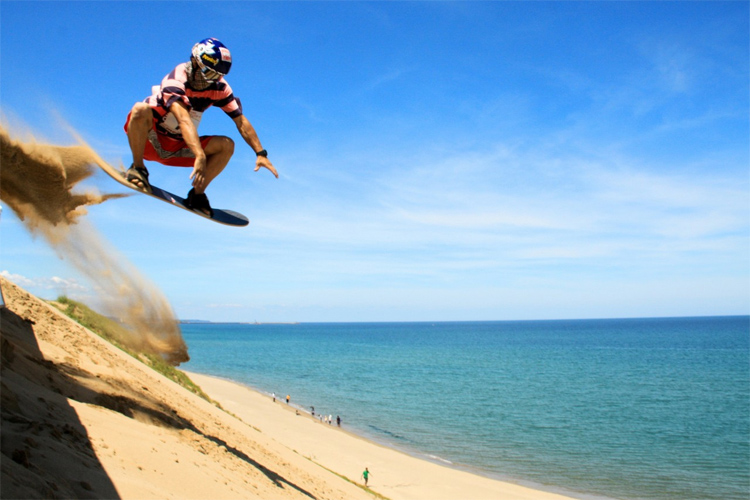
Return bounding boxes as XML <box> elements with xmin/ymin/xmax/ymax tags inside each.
<box><xmin>186</xmin><ymin>188</ymin><xmax>213</xmax><ymax>217</ymax></box>
<box><xmin>126</xmin><ymin>164</ymin><xmax>151</xmax><ymax>193</ymax></box>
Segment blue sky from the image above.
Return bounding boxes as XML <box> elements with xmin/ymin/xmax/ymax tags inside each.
<box><xmin>1</xmin><ymin>1</ymin><xmax>748</xmax><ymax>322</ymax></box>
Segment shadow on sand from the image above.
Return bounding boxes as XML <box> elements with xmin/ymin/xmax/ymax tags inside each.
<box><xmin>0</xmin><ymin>304</ymin><xmax>121</xmax><ymax>499</ymax></box>
<box><xmin>0</xmin><ymin>280</ymin><xmax>318</xmax><ymax>500</ymax></box>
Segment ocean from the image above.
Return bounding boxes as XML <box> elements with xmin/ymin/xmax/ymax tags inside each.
<box><xmin>180</xmin><ymin>317</ymin><xmax>749</xmax><ymax>500</ymax></box>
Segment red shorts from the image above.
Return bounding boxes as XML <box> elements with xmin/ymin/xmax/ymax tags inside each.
<box><xmin>124</xmin><ymin>111</ymin><xmax>211</xmax><ymax>167</ymax></box>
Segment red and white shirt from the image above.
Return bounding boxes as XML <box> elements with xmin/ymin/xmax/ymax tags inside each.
<box><xmin>144</xmin><ymin>62</ymin><xmax>243</xmax><ymax>139</ymax></box>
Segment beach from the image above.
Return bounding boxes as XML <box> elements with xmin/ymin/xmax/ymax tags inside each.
<box><xmin>0</xmin><ymin>276</ymin><xmax>572</xmax><ymax>500</ymax></box>
<box><xmin>185</xmin><ymin>371</ymin><xmax>574</xmax><ymax>500</ymax></box>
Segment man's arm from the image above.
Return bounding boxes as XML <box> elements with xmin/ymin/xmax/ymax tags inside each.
<box><xmin>232</xmin><ymin>114</ymin><xmax>278</xmax><ymax>178</ymax></box>
<box><xmin>170</xmin><ymin>102</ymin><xmax>209</xmax><ymax>189</ymax></box>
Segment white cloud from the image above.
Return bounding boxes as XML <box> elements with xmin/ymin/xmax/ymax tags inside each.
<box><xmin>1</xmin><ymin>270</ymin><xmax>88</xmax><ymax>296</ymax></box>
<box><xmin>651</xmin><ymin>43</ymin><xmax>692</xmax><ymax>93</ymax></box>
<box><xmin>365</xmin><ymin>67</ymin><xmax>415</xmax><ymax>91</ymax></box>
<box><xmin>249</xmin><ymin>136</ymin><xmax>748</xmax><ymax>295</ymax></box>
<box><xmin>1</xmin><ymin>270</ymin><xmax>35</xmax><ymax>287</ymax></box>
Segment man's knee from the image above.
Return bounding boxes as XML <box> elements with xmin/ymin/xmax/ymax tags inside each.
<box><xmin>129</xmin><ymin>102</ymin><xmax>152</xmax><ymax>126</ymax></box>
<box><xmin>209</xmin><ymin>136</ymin><xmax>235</xmax><ymax>156</ymax></box>
<box><xmin>221</xmin><ymin>136</ymin><xmax>235</xmax><ymax>154</ymax></box>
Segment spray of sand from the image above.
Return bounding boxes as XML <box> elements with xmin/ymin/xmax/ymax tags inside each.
<box><xmin>0</xmin><ymin>124</ymin><xmax>189</xmax><ymax>365</ymax></box>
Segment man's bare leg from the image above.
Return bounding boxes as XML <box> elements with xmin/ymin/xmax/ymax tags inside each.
<box><xmin>195</xmin><ymin>135</ymin><xmax>235</xmax><ymax>194</ymax></box>
<box><xmin>126</xmin><ymin>102</ymin><xmax>153</xmax><ymax>190</ymax></box>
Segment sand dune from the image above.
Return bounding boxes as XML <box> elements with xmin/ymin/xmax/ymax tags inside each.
<box><xmin>0</xmin><ymin>276</ymin><xmax>574</xmax><ymax>500</ymax></box>
<box><xmin>0</xmin><ymin>276</ymin><xmax>372</xmax><ymax>500</ymax></box>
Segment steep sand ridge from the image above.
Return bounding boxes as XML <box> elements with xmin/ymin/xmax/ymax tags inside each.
<box><xmin>0</xmin><ymin>276</ymin><xmax>372</xmax><ymax>499</ymax></box>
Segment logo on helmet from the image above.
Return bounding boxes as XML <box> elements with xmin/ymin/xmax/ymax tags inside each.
<box><xmin>202</xmin><ymin>53</ymin><xmax>219</xmax><ymax>65</ymax></box>
<box><xmin>193</xmin><ymin>41</ymin><xmax>212</xmax><ymax>56</ymax></box>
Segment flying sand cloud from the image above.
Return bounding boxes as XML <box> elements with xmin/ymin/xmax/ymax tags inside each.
<box><xmin>0</xmin><ymin>124</ymin><xmax>189</xmax><ymax>365</ymax></box>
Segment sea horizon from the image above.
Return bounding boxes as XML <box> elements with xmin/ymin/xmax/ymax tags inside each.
<box><xmin>178</xmin><ymin>313</ymin><xmax>749</xmax><ymax>324</ymax></box>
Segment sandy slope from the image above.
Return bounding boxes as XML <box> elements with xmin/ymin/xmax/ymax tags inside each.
<box><xmin>0</xmin><ymin>276</ymin><xmax>574</xmax><ymax>500</ymax></box>
<box><xmin>0</xmin><ymin>276</ymin><xmax>371</xmax><ymax>500</ymax></box>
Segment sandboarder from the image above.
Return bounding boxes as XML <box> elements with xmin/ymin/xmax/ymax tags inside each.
<box><xmin>124</xmin><ymin>37</ymin><xmax>277</xmax><ymax>216</ymax></box>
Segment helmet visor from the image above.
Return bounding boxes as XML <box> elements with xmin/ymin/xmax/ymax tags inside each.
<box><xmin>193</xmin><ymin>56</ymin><xmax>222</xmax><ymax>81</ymax></box>
<box><xmin>200</xmin><ymin>65</ymin><xmax>222</xmax><ymax>81</ymax></box>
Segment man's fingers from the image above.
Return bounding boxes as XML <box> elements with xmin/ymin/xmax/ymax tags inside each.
<box><xmin>255</xmin><ymin>160</ymin><xmax>279</xmax><ymax>178</ymax></box>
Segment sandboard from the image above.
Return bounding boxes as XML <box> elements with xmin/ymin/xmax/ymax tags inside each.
<box><xmin>96</xmin><ymin>162</ymin><xmax>249</xmax><ymax>227</ymax></box>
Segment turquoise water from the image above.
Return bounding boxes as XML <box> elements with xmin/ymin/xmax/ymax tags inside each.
<box><xmin>181</xmin><ymin>317</ymin><xmax>749</xmax><ymax>500</ymax></box>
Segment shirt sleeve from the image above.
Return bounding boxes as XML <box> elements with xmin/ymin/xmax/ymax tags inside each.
<box><xmin>214</xmin><ymin>81</ymin><xmax>243</xmax><ymax>118</ymax></box>
<box><xmin>159</xmin><ymin>64</ymin><xmax>192</xmax><ymax>113</ymax></box>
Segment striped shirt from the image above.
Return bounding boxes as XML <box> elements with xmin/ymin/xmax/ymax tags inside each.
<box><xmin>144</xmin><ymin>62</ymin><xmax>243</xmax><ymax>139</ymax></box>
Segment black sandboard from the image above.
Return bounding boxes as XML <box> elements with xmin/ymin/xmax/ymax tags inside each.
<box><xmin>97</xmin><ymin>162</ymin><xmax>249</xmax><ymax>227</ymax></box>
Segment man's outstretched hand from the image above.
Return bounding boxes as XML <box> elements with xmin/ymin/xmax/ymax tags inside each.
<box><xmin>255</xmin><ymin>156</ymin><xmax>278</xmax><ymax>178</ymax></box>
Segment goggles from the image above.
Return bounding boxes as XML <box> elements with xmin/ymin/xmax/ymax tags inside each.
<box><xmin>199</xmin><ymin>65</ymin><xmax>222</xmax><ymax>81</ymax></box>
<box><xmin>193</xmin><ymin>57</ymin><xmax>223</xmax><ymax>81</ymax></box>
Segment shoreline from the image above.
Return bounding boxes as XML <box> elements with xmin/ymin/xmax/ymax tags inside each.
<box><xmin>184</xmin><ymin>370</ymin><xmax>578</xmax><ymax>500</ymax></box>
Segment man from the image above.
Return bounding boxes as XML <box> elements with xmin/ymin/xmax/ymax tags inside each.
<box><xmin>361</xmin><ymin>467</ymin><xmax>370</xmax><ymax>486</ymax></box>
<box><xmin>124</xmin><ymin>38</ymin><xmax>277</xmax><ymax>216</ymax></box>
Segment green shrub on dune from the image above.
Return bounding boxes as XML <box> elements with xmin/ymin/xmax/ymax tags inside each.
<box><xmin>53</xmin><ymin>296</ymin><xmax>210</xmax><ymax>402</ymax></box>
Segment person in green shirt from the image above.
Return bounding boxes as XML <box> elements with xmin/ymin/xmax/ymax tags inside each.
<box><xmin>361</xmin><ymin>467</ymin><xmax>370</xmax><ymax>486</ymax></box>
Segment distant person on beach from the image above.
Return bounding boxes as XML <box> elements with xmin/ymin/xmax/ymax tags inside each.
<box><xmin>361</xmin><ymin>467</ymin><xmax>370</xmax><ymax>486</ymax></box>
<box><xmin>336</xmin><ymin>415</ymin><xmax>341</xmax><ymax>427</ymax></box>
<box><xmin>286</xmin><ymin>394</ymin><xmax>290</xmax><ymax>404</ymax></box>
<box><xmin>124</xmin><ymin>37</ymin><xmax>277</xmax><ymax>216</ymax></box>
<box><xmin>272</xmin><ymin>392</ymin><xmax>276</xmax><ymax>402</ymax></box>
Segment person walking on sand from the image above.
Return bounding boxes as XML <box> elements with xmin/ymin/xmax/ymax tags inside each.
<box><xmin>361</xmin><ymin>467</ymin><xmax>370</xmax><ymax>486</ymax></box>
<box><xmin>272</xmin><ymin>392</ymin><xmax>276</xmax><ymax>403</ymax></box>
<box><xmin>124</xmin><ymin>37</ymin><xmax>277</xmax><ymax>216</ymax></box>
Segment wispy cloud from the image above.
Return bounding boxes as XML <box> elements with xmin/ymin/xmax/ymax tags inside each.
<box><xmin>649</xmin><ymin>43</ymin><xmax>693</xmax><ymax>94</ymax></box>
<box><xmin>365</xmin><ymin>67</ymin><xmax>415</xmax><ymax>91</ymax></box>
<box><xmin>1</xmin><ymin>270</ymin><xmax>88</xmax><ymax>295</ymax></box>
<box><xmin>255</xmin><ymin>135</ymin><xmax>748</xmax><ymax>281</ymax></box>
